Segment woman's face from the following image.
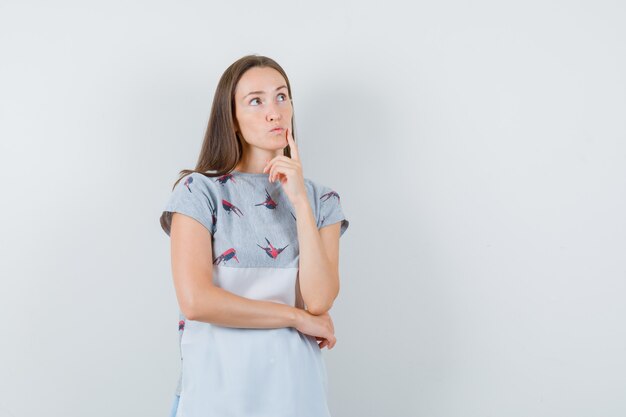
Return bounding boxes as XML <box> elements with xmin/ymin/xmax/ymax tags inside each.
<box><xmin>234</xmin><ymin>66</ymin><xmax>293</xmax><ymax>153</ymax></box>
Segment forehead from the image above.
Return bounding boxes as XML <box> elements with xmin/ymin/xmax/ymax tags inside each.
<box><xmin>235</xmin><ymin>67</ymin><xmax>287</xmax><ymax>97</ymax></box>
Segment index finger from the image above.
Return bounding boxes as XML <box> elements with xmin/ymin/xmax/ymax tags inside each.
<box><xmin>286</xmin><ymin>128</ymin><xmax>300</xmax><ymax>161</ymax></box>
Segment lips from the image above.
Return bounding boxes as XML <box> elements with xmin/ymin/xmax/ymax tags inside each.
<box><xmin>270</xmin><ymin>127</ymin><xmax>284</xmax><ymax>133</ymax></box>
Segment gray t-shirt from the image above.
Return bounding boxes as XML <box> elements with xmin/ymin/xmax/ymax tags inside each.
<box><xmin>159</xmin><ymin>170</ymin><xmax>349</xmax><ymax>415</ymax></box>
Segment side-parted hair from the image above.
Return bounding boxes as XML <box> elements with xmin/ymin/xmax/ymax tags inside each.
<box><xmin>171</xmin><ymin>54</ymin><xmax>296</xmax><ymax>190</ymax></box>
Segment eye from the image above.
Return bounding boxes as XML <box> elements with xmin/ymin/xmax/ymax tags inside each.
<box><xmin>249</xmin><ymin>97</ymin><xmax>261</xmax><ymax>106</ymax></box>
<box><xmin>277</xmin><ymin>93</ymin><xmax>288</xmax><ymax>102</ymax></box>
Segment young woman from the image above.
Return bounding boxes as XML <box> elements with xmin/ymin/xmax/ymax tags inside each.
<box><xmin>159</xmin><ymin>55</ymin><xmax>349</xmax><ymax>416</ymax></box>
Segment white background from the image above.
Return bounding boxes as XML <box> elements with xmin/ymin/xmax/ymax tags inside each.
<box><xmin>1</xmin><ymin>1</ymin><xmax>625</xmax><ymax>416</ymax></box>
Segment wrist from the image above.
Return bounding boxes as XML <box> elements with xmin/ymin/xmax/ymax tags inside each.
<box><xmin>292</xmin><ymin>195</ymin><xmax>310</xmax><ymax>210</ymax></box>
<box><xmin>290</xmin><ymin>307</ymin><xmax>305</xmax><ymax>328</ymax></box>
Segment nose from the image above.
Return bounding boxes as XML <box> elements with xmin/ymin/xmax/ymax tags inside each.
<box><xmin>266</xmin><ymin>103</ymin><xmax>282</xmax><ymax>122</ymax></box>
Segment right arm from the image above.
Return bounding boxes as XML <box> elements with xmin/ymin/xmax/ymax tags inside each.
<box><xmin>170</xmin><ymin>212</ymin><xmax>303</xmax><ymax>329</ymax></box>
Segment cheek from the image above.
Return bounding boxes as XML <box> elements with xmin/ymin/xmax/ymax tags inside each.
<box><xmin>236</xmin><ymin>113</ymin><xmax>257</xmax><ymax>130</ymax></box>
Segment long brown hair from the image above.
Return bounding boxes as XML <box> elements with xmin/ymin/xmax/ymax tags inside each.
<box><xmin>171</xmin><ymin>54</ymin><xmax>296</xmax><ymax>190</ymax></box>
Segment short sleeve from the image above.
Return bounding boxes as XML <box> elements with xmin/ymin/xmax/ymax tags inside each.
<box><xmin>159</xmin><ymin>173</ymin><xmax>218</xmax><ymax>237</ymax></box>
<box><xmin>317</xmin><ymin>184</ymin><xmax>349</xmax><ymax>237</ymax></box>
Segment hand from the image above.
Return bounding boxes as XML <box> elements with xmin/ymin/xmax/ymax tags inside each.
<box><xmin>262</xmin><ymin>128</ymin><xmax>307</xmax><ymax>206</ymax></box>
<box><xmin>294</xmin><ymin>308</ymin><xmax>337</xmax><ymax>350</ymax></box>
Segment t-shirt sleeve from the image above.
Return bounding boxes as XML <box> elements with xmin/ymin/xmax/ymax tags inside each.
<box><xmin>317</xmin><ymin>184</ymin><xmax>349</xmax><ymax>237</ymax></box>
<box><xmin>159</xmin><ymin>173</ymin><xmax>219</xmax><ymax>237</ymax></box>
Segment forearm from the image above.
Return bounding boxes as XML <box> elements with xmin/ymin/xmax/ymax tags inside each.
<box><xmin>187</xmin><ymin>285</ymin><xmax>303</xmax><ymax>329</ymax></box>
<box><xmin>292</xmin><ymin>196</ymin><xmax>338</xmax><ymax>314</ymax></box>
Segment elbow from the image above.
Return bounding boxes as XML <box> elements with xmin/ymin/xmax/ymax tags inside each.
<box><xmin>180</xmin><ymin>288</ymin><xmax>211</xmax><ymax>321</ymax></box>
<box><xmin>180</xmin><ymin>301</ymin><xmax>197</xmax><ymax>321</ymax></box>
<box><xmin>304</xmin><ymin>282</ymin><xmax>340</xmax><ymax>316</ymax></box>
<box><xmin>306</xmin><ymin>300</ymin><xmax>334</xmax><ymax>316</ymax></box>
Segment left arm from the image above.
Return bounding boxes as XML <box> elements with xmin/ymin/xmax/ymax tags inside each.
<box><xmin>293</xmin><ymin>196</ymin><xmax>341</xmax><ymax>316</ymax></box>
<box><xmin>263</xmin><ymin>128</ymin><xmax>342</xmax><ymax>316</ymax></box>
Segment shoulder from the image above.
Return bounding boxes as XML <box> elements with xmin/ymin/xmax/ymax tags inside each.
<box><xmin>303</xmin><ymin>176</ymin><xmax>331</xmax><ymax>196</ymax></box>
<box><xmin>177</xmin><ymin>171</ymin><xmax>219</xmax><ymax>188</ymax></box>
<box><xmin>171</xmin><ymin>172</ymin><xmax>222</xmax><ymax>197</ymax></box>
<box><xmin>160</xmin><ymin>172</ymin><xmax>221</xmax><ymax>237</ymax></box>
<box><xmin>303</xmin><ymin>176</ymin><xmax>344</xmax><ymax>201</ymax></box>
<box><xmin>303</xmin><ymin>175</ymin><xmax>349</xmax><ymax>235</ymax></box>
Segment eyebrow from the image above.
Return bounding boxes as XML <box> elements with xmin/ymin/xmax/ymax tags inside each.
<box><xmin>243</xmin><ymin>85</ymin><xmax>288</xmax><ymax>99</ymax></box>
